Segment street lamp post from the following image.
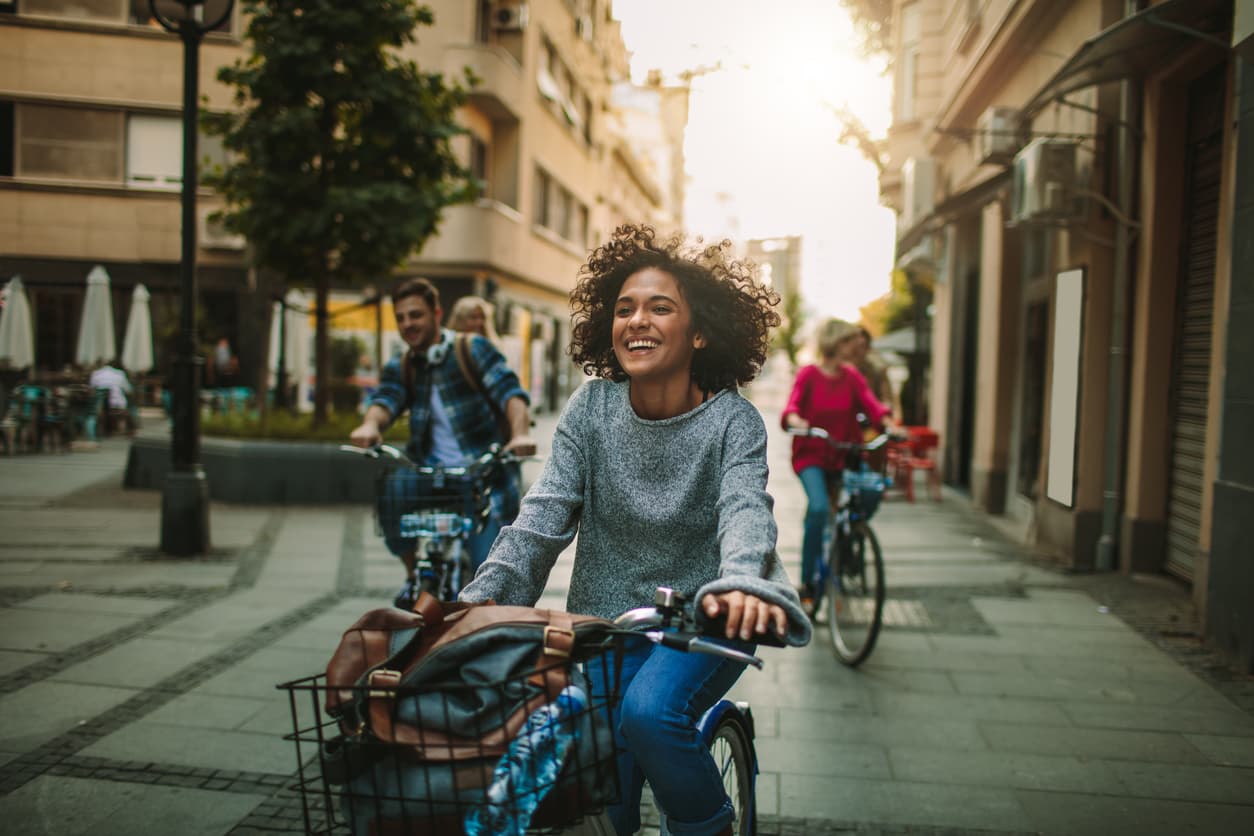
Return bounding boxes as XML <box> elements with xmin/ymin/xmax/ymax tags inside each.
<box><xmin>151</xmin><ymin>0</ymin><xmax>235</xmax><ymax>556</ymax></box>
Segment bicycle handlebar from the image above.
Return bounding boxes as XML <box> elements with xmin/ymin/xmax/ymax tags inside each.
<box><xmin>340</xmin><ymin>443</ymin><xmax>529</xmax><ymax>473</ymax></box>
<box><xmin>785</xmin><ymin>426</ymin><xmax>897</xmax><ymax>452</ymax></box>
<box><xmin>610</xmin><ymin>587</ymin><xmax>786</xmax><ymax>670</ymax></box>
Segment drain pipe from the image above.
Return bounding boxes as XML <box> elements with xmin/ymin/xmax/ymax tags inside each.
<box><xmin>1096</xmin><ymin>0</ymin><xmax>1144</xmax><ymax>572</ymax></box>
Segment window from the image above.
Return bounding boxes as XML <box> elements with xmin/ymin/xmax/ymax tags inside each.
<box><xmin>537</xmin><ymin>38</ymin><xmax>592</xmax><ymax>146</ymax></box>
<box><xmin>0</xmin><ymin>102</ymin><xmax>13</xmax><ymax>177</ymax></box>
<box><xmin>126</xmin><ymin>114</ymin><xmax>181</xmax><ymax>189</ymax></box>
<box><xmin>470</xmin><ymin>135</ymin><xmax>490</xmax><ymax>199</ymax></box>
<box><xmin>534</xmin><ymin>167</ymin><xmax>551</xmax><ymax>227</ymax></box>
<box><xmin>18</xmin><ymin>104</ymin><xmax>122</xmax><ymax>182</ymax></box>
<box><xmin>24</xmin><ymin>0</ymin><xmax>124</xmax><ymax>22</ymax></box>
<box><xmin>896</xmin><ymin>3</ymin><xmax>921</xmax><ymax>122</ymax></box>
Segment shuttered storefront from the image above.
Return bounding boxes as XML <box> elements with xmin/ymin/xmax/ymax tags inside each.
<box><xmin>1164</xmin><ymin>70</ymin><xmax>1223</xmax><ymax>581</ymax></box>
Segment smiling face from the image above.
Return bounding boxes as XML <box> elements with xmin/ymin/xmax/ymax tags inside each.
<box><xmin>394</xmin><ymin>294</ymin><xmax>442</xmax><ymax>352</ymax></box>
<box><xmin>611</xmin><ymin>267</ymin><xmax>705</xmax><ymax>386</ymax></box>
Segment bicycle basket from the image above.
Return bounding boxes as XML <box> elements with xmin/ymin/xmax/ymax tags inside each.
<box><xmin>280</xmin><ymin>640</ymin><xmax>622</xmax><ymax>836</ymax></box>
<box><xmin>375</xmin><ymin>461</ymin><xmax>494</xmax><ymax>541</ymax></box>
<box><xmin>845</xmin><ymin>465</ymin><xmax>887</xmax><ymax>520</ymax></box>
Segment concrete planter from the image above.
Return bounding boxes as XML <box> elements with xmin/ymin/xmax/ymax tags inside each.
<box><xmin>125</xmin><ymin>436</ymin><xmax>378</xmax><ymax>504</ymax></box>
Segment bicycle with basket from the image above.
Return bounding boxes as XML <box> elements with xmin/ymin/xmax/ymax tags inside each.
<box><xmin>342</xmin><ymin>443</ymin><xmax>514</xmax><ymax>606</ymax></box>
<box><xmin>278</xmin><ymin>586</ymin><xmax>776</xmax><ymax>835</ymax></box>
<box><xmin>786</xmin><ymin>426</ymin><xmax>892</xmax><ymax>667</ymax></box>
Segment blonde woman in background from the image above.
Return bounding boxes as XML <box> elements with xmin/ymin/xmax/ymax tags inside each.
<box><xmin>447</xmin><ymin>295</ymin><xmax>500</xmax><ymax>343</ymax></box>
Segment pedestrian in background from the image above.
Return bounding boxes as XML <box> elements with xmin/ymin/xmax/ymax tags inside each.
<box><xmin>447</xmin><ymin>295</ymin><xmax>501</xmax><ymax>344</ymax></box>
<box><xmin>781</xmin><ymin>318</ymin><xmax>891</xmax><ymax>605</ymax></box>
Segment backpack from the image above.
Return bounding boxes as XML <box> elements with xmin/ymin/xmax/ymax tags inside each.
<box><xmin>319</xmin><ymin>593</ymin><xmax>620</xmax><ymax>835</ymax></box>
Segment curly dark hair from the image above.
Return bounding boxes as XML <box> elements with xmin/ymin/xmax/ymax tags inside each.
<box><xmin>569</xmin><ymin>224</ymin><xmax>781</xmax><ymax>392</ymax></box>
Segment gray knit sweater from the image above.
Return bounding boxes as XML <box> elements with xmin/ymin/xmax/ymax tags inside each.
<box><xmin>460</xmin><ymin>380</ymin><xmax>812</xmax><ymax>646</ymax></box>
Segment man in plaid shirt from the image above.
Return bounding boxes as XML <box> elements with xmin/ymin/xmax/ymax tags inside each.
<box><xmin>350</xmin><ymin>278</ymin><xmax>535</xmax><ymax>606</ymax></box>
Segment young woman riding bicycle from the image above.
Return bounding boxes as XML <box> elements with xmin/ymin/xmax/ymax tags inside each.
<box><xmin>782</xmin><ymin>318</ymin><xmax>893</xmax><ymax>609</ymax></box>
<box><xmin>460</xmin><ymin>224</ymin><xmax>811</xmax><ymax>836</ymax></box>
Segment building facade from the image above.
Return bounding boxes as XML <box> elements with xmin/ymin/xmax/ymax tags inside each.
<box><xmin>0</xmin><ymin>0</ymin><xmax>682</xmax><ymax>414</ymax></box>
<box><xmin>877</xmin><ymin>0</ymin><xmax>1253</xmax><ymax>669</ymax></box>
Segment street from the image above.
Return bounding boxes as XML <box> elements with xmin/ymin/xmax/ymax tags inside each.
<box><xmin>1</xmin><ymin>359</ymin><xmax>1252</xmax><ymax>835</ymax></box>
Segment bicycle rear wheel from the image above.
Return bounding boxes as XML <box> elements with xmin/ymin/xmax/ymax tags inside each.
<box><xmin>825</xmin><ymin>522</ymin><xmax>885</xmax><ymax>666</ymax></box>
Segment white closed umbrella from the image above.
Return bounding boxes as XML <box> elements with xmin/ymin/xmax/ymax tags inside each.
<box><xmin>0</xmin><ymin>276</ymin><xmax>36</xmax><ymax>370</ymax></box>
<box><xmin>75</xmin><ymin>265</ymin><xmax>117</xmax><ymax>367</ymax></box>
<box><xmin>268</xmin><ymin>289</ymin><xmax>311</xmax><ymax>396</ymax></box>
<box><xmin>120</xmin><ymin>284</ymin><xmax>154</xmax><ymax>374</ymax></box>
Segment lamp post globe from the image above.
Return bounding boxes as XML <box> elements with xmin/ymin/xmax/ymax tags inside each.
<box><xmin>150</xmin><ymin>0</ymin><xmax>235</xmax><ymax>556</ymax></box>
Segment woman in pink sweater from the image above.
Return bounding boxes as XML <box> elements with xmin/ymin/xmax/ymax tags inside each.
<box><xmin>781</xmin><ymin>318</ymin><xmax>891</xmax><ymax>604</ymax></box>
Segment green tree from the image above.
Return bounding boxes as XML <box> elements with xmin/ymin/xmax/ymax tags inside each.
<box><xmin>203</xmin><ymin>0</ymin><xmax>477</xmax><ymax>425</ymax></box>
<box><xmin>774</xmin><ymin>289</ymin><xmax>808</xmax><ymax>368</ymax></box>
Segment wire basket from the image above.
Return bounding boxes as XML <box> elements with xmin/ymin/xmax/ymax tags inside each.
<box><xmin>279</xmin><ymin>639</ymin><xmax>622</xmax><ymax>836</ymax></box>
<box><xmin>374</xmin><ymin>460</ymin><xmax>495</xmax><ymax>542</ymax></box>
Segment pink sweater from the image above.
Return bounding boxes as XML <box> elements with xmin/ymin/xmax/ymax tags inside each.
<box><xmin>781</xmin><ymin>363</ymin><xmax>889</xmax><ymax>474</ymax></box>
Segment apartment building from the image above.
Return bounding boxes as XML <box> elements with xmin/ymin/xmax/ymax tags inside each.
<box><xmin>877</xmin><ymin>0</ymin><xmax>1253</xmax><ymax>669</ymax></box>
<box><xmin>0</xmin><ymin>0</ymin><xmax>682</xmax><ymax>413</ymax></box>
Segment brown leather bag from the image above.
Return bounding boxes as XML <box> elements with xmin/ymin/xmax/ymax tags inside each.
<box><xmin>320</xmin><ymin>593</ymin><xmax>618</xmax><ymax>834</ymax></box>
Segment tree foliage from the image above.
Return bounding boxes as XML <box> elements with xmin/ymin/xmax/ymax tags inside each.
<box><xmin>773</xmin><ymin>288</ymin><xmax>808</xmax><ymax>368</ymax></box>
<box><xmin>859</xmin><ymin>269</ymin><xmax>933</xmax><ymax>337</ymax></box>
<box><xmin>203</xmin><ymin>0</ymin><xmax>477</xmax><ymax>424</ymax></box>
<box><xmin>840</xmin><ymin>0</ymin><xmax>894</xmax><ymax>58</ymax></box>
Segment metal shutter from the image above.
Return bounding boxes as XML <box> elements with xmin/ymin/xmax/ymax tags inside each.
<box><xmin>1164</xmin><ymin>73</ymin><xmax>1223</xmax><ymax>581</ymax></box>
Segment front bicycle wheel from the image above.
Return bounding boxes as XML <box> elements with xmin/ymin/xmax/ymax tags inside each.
<box><xmin>710</xmin><ymin>714</ymin><xmax>756</xmax><ymax>836</ymax></box>
<box><xmin>826</xmin><ymin>522</ymin><xmax>885</xmax><ymax>666</ymax></box>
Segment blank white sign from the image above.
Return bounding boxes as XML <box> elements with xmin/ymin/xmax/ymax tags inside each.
<box><xmin>1046</xmin><ymin>269</ymin><xmax>1084</xmax><ymax>507</ymax></box>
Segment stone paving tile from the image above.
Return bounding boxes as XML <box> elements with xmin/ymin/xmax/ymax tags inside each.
<box><xmin>779</xmin><ymin>773</ymin><xmax>1033</xmax><ymax>831</ymax></box>
<box><xmin>1060</xmin><ymin>700</ymin><xmax>1254</xmax><ymax>736</ymax></box>
<box><xmin>869</xmin><ymin>690</ymin><xmax>1073</xmax><ymax>726</ymax></box>
<box><xmin>758</xmin><ymin>737</ymin><xmax>892</xmax><ymax>780</ymax></box>
<box><xmin>0</xmin><ymin>608</ymin><xmax>141</xmax><ymax>654</ymax></box>
<box><xmin>1105</xmin><ymin>759</ymin><xmax>1254</xmax><ymax>804</ymax></box>
<box><xmin>0</xmin><ymin>650</ymin><xmax>46</xmax><ymax>677</ymax></box>
<box><xmin>10</xmin><ymin>592</ymin><xmax>177</xmax><ymax>616</ymax></box>
<box><xmin>861</xmin><ymin>649</ymin><xmax>1030</xmax><ymax>674</ymax></box>
<box><xmin>141</xmin><ymin>693</ymin><xmax>272</xmax><ymax>732</ymax></box>
<box><xmin>80</xmin><ymin>722</ymin><xmax>297</xmax><ymax>776</ymax></box>
<box><xmin>1183</xmin><ymin>731</ymin><xmax>1254</xmax><ymax>767</ymax></box>
<box><xmin>949</xmin><ymin>670</ymin><xmax>1230</xmax><ymax>707</ymax></box>
<box><xmin>978</xmin><ymin>720</ymin><xmax>1211</xmax><ymax>765</ymax></box>
<box><xmin>887</xmin><ymin>746</ymin><xmax>1126</xmax><ymax>795</ymax></box>
<box><xmin>0</xmin><ymin>774</ymin><xmax>267</xmax><ymax>836</ymax></box>
<box><xmin>778</xmin><ymin>711</ymin><xmax>987</xmax><ymax>751</ymax></box>
<box><xmin>48</xmin><ymin>637</ymin><xmax>223</xmax><ymax>689</ymax></box>
<box><xmin>0</xmin><ymin>681</ymin><xmax>139</xmax><ymax>754</ymax></box>
<box><xmin>1015</xmin><ymin>787</ymin><xmax>1254</xmax><ymax>836</ymax></box>
<box><xmin>971</xmin><ymin>597</ymin><xmax>1132</xmax><ymax>630</ymax></box>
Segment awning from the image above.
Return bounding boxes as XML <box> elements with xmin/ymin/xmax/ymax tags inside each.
<box><xmin>1022</xmin><ymin>0</ymin><xmax>1232</xmax><ymax>118</ymax></box>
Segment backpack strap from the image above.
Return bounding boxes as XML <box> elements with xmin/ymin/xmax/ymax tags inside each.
<box><xmin>454</xmin><ymin>333</ymin><xmax>511</xmax><ymax>439</ymax></box>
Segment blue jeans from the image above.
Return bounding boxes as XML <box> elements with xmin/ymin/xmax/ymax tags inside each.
<box><xmin>587</xmin><ymin>636</ymin><xmax>750</xmax><ymax>836</ymax></box>
<box><xmin>798</xmin><ymin>466</ymin><xmax>837</xmax><ymax>592</ymax></box>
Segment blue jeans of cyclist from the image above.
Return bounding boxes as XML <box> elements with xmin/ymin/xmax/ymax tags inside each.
<box><xmin>798</xmin><ymin>465</ymin><xmax>837</xmax><ymax>593</ymax></box>
<box><xmin>588</xmin><ymin>635</ymin><xmax>750</xmax><ymax>836</ymax></box>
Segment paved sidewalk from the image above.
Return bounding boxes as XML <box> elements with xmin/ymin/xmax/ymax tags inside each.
<box><xmin>1</xmin><ymin>369</ymin><xmax>1252</xmax><ymax>835</ymax></box>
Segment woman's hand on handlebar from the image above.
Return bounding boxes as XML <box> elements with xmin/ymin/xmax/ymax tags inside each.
<box><xmin>783</xmin><ymin>413</ymin><xmax>810</xmax><ymax>431</ymax></box>
<box><xmin>701</xmin><ymin>591</ymin><xmax>787</xmax><ymax>642</ymax></box>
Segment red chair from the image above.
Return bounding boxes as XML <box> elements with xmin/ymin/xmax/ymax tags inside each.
<box><xmin>897</xmin><ymin>426</ymin><xmax>941</xmax><ymax>502</ymax></box>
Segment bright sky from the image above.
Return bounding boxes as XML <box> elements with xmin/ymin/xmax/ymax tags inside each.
<box><xmin>614</xmin><ymin>0</ymin><xmax>896</xmax><ymax>323</ymax></box>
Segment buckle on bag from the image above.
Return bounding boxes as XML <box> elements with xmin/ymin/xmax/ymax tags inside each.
<box><xmin>367</xmin><ymin>668</ymin><xmax>401</xmax><ymax>697</ymax></box>
<box><xmin>543</xmin><ymin>626</ymin><xmax>574</xmax><ymax>657</ymax></box>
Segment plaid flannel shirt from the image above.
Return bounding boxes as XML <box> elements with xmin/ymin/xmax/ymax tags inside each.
<box><xmin>370</xmin><ymin>329</ymin><xmax>529</xmax><ymax>517</ymax></box>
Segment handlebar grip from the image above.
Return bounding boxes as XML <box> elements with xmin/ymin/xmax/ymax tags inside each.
<box><xmin>693</xmin><ymin>610</ymin><xmax>789</xmax><ymax>648</ymax></box>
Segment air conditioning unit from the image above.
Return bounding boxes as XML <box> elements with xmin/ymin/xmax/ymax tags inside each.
<box><xmin>901</xmin><ymin>156</ymin><xmax>936</xmax><ymax>230</ymax></box>
<box><xmin>975</xmin><ymin>106</ymin><xmax>1020</xmax><ymax>166</ymax></box>
<box><xmin>491</xmin><ymin>1</ymin><xmax>528</xmax><ymax>31</ymax></box>
<box><xmin>200</xmin><ymin>209</ymin><xmax>245</xmax><ymax>250</ymax></box>
<box><xmin>1010</xmin><ymin>138</ymin><xmax>1083</xmax><ymax>225</ymax></box>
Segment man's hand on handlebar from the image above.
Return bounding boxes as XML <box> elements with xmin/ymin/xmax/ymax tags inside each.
<box><xmin>504</xmin><ymin>434</ymin><xmax>537</xmax><ymax>458</ymax></box>
<box><xmin>349</xmin><ymin>419</ymin><xmax>383</xmax><ymax>449</ymax></box>
<box><xmin>701</xmin><ymin>590</ymin><xmax>787</xmax><ymax>642</ymax></box>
